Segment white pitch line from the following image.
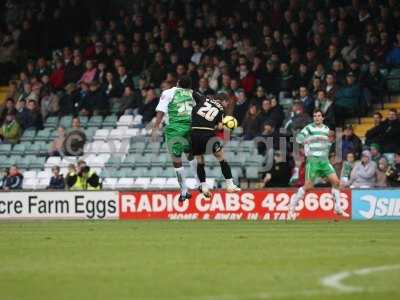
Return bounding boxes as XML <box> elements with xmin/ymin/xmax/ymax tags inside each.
<box><xmin>321</xmin><ymin>264</ymin><xmax>400</xmax><ymax>292</ymax></box>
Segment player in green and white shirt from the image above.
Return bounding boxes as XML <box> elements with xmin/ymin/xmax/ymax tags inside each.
<box><xmin>152</xmin><ymin>76</ymin><xmax>200</xmax><ymax>202</ymax></box>
<box><xmin>288</xmin><ymin>109</ymin><xmax>349</xmax><ymax>219</ymax></box>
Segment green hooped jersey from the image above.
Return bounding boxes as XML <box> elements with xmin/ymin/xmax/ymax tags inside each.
<box><xmin>296</xmin><ymin>123</ymin><xmax>331</xmax><ymax>159</ymax></box>
<box><xmin>156</xmin><ymin>87</ymin><xmax>194</xmax><ymax>126</ymax></box>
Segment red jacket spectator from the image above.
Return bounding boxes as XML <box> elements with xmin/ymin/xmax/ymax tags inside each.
<box><xmin>50</xmin><ymin>61</ymin><xmax>65</xmax><ymax>89</ymax></box>
<box><xmin>239</xmin><ymin>64</ymin><xmax>256</xmax><ymax>94</ymax></box>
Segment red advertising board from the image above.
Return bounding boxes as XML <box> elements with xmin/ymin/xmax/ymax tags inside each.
<box><xmin>119</xmin><ymin>189</ymin><xmax>351</xmax><ymax>220</ymax></box>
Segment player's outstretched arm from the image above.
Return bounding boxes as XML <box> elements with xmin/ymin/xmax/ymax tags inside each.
<box><xmin>151</xmin><ymin>111</ymin><xmax>164</xmax><ymax>141</ymax></box>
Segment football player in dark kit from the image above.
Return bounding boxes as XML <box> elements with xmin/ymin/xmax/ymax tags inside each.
<box><xmin>191</xmin><ymin>92</ymin><xmax>241</xmax><ymax>198</ymax></box>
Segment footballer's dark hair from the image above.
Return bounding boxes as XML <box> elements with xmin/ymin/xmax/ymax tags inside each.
<box><xmin>213</xmin><ymin>93</ymin><xmax>229</xmax><ymax>102</ymax></box>
<box><xmin>177</xmin><ymin>75</ymin><xmax>192</xmax><ymax>89</ymax></box>
<box><xmin>313</xmin><ymin>108</ymin><xmax>325</xmax><ymax>117</ymax></box>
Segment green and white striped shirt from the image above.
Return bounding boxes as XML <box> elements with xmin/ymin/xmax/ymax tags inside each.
<box><xmin>296</xmin><ymin>123</ymin><xmax>331</xmax><ymax>159</ymax></box>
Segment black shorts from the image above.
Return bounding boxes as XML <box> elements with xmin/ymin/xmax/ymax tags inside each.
<box><xmin>191</xmin><ymin>130</ymin><xmax>223</xmax><ymax>156</ymax></box>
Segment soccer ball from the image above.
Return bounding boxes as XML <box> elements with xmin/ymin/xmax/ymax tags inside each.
<box><xmin>223</xmin><ymin>116</ymin><xmax>238</xmax><ymax>130</ymax></box>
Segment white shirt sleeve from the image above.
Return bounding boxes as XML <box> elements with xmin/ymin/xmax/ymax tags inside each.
<box><xmin>156</xmin><ymin>88</ymin><xmax>174</xmax><ymax>113</ymax></box>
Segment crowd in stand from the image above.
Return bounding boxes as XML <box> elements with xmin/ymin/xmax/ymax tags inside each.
<box><xmin>1</xmin><ymin>0</ymin><xmax>400</xmax><ymax>189</ymax></box>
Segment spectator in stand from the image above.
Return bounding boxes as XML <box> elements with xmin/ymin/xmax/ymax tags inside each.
<box><xmin>0</xmin><ymin>98</ymin><xmax>16</xmax><ymax>124</ymax></box>
<box><xmin>340</xmin><ymin>152</ymin><xmax>356</xmax><ymax>187</ymax></box>
<box><xmin>298</xmin><ymin>86</ymin><xmax>314</xmax><ymax>116</ymax></box>
<box><xmin>18</xmin><ymin>99</ymin><xmax>43</xmax><ymax>130</ymax></box>
<box><xmin>256</xmin><ymin>98</ymin><xmax>273</xmax><ymax>134</ymax></box>
<box><xmin>342</xmin><ymin>124</ymin><xmax>363</xmax><ymax>160</ymax></box>
<box><xmin>49</xmin><ymin>59</ymin><xmax>65</xmax><ymax>90</ymax></box>
<box><xmin>87</xmin><ymin>81</ymin><xmax>109</xmax><ymax>116</ymax></box>
<box><xmin>385</xmin><ymin>31</ymin><xmax>400</xmax><ymax>66</ymax></box>
<box><xmin>269</xmin><ymin>95</ymin><xmax>285</xmax><ymax>130</ymax></box>
<box><xmin>239</xmin><ymin>64</ymin><xmax>256</xmax><ymax>94</ymax></box>
<box><xmin>64</xmin><ymin>55</ymin><xmax>84</xmax><ymax>85</ymax></box>
<box><xmin>370</xmin><ymin>143</ymin><xmax>383</xmax><ymax>164</ymax></box>
<box><xmin>49</xmin><ymin>126</ymin><xmax>66</xmax><ymax>156</ymax></box>
<box><xmin>103</xmin><ymin>71</ymin><xmax>123</xmax><ymax>100</ymax></box>
<box><xmin>47</xmin><ymin>166</ymin><xmax>65</xmax><ymax>190</ymax></box>
<box><xmin>376</xmin><ymin>157</ymin><xmax>389</xmax><ymax>188</ymax></box>
<box><xmin>257</xmin><ymin>121</ymin><xmax>280</xmax><ymax>155</ymax></box>
<box><xmin>0</xmin><ymin>111</ymin><xmax>21</xmax><ymax>144</ymax></box>
<box><xmin>335</xmin><ymin>72</ymin><xmax>364</xmax><ymax>125</ymax></box>
<box><xmin>315</xmin><ymin>90</ymin><xmax>335</xmax><ymax>129</ymax></box>
<box><xmin>361</xmin><ymin>61</ymin><xmax>385</xmax><ymax>105</ymax></box>
<box><xmin>365</xmin><ymin>112</ymin><xmax>385</xmax><ymax>146</ymax></box>
<box><xmin>0</xmin><ymin>168</ymin><xmax>9</xmax><ymax>190</ymax></box>
<box><xmin>278</xmin><ymin>62</ymin><xmax>295</xmax><ymax>99</ymax></box>
<box><xmin>347</xmin><ymin>150</ymin><xmax>377</xmax><ymax>188</ymax></box>
<box><xmin>242</xmin><ymin>103</ymin><xmax>259</xmax><ymax>140</ymax></box>
<box><xmin>114</xmin><ymin>85</ymin><xmax>139</xmax><ymax>116</ymax></box>
<box><xmin>2</xmin><ymin>165</ymin><xmax>23</xmax><ymax>190</ymax></box>
<box><xmin>325</xmin><ymin>73</ymin><xmax>339</xmax><ymax>100</ymax></box>
<box><xmin>40</xmin><ymin>89</ymin><xmax>60</xmax><ymax>119</ymax></box>
<box><xmin>138</xmin><ymin>88</ymin><xmax>158</xmax><ymax>125</ymax></box>
<box><xmin>262</xmin><ymin>151</ymin><xmax>291</xmax><ymax>187</ymax></box>
<box><xmin>79</xmin><ymin>60</ymin><xmax>97</xmax><ymax>84</ymax></box>
<box><xmin>387</xmin><ymin>152</ymin><xmax>400</xmax><ymax>187</ymax></box>
<box><xmin>198</xmin><ymin>78</ymin><xmax>215</xmax><ymax>97</ymax></box>
<box><xmin>233</xmin><ymin>90</ymin><xmax>249</xmax><ymax>126</ymax></box>
<box><xmin>381</xmin><ymin>109</ymin><xmax>400</xmax><ymax>153</ymax></box>
<box><xmin>284</xmin><ymin>101</ymin><xmax>312</xmax><ymax>136</ymax></box>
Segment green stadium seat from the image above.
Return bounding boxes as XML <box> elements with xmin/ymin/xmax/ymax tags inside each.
<box><xmin>34</xmin><ymin>129</ymin><xmax>52</xmax><ymax>142</ymax></box>
<box><xmin>231</xmin><ymin>167</ymin><xmax>243</xmax><ymax>181</ymax></box>
<box><xmin>121</xmin><ymin>154</ymin><xmax>136</xmax><ymax>167</ymax></box>
<box><xmin>20</xmin><ymin>130</ymin><xmax>36</xmax><ymax>142</ymax></box>
<box><xmin>118</xmin><ymin>168</ymin><xmax>134</xmax><ymax>178</ymax></box>
<box><xmin>16</xmin><ymin>155</ymin><xmax>35</xmax><ymax>169</ymax></box>
<box><xmin>148</xmin><ymin>167</ymin><xmax>164</xmax><ymax>178</ymax></box>
<box><xmin>59</xmin><ymin>116</ymin><xmax>73</xmax><ymax>128</ymax></box>
<box><xmin>245</xmin><ymin>166</ymin><xmax>259</xmax><ymax>179</ymax></box>
<box><xmin>87</xmin><ymin>116</ymin><xmax>103</xmax><ymax>128</ymax></box>
<box><xmin>102</xmin><ymin>115</ymin><xmax>118</xmax><ymax>128</ymax></box>
<box><xmin>163</xmin><ymin>167</ymin><xmax>176</xmax><ymax>178</ymax></box>
<box><xmin>145</xmin><ymin>142</ymin><xmax>161</xmax><ymax>154</ymax></box>
<box><xmin>132</xmin><ymin>167</ymin><xmax>148</xmax><ymax>177</ymax></box>
<box><xmin>79</xmin><ymin>116</ymin><xmax>89</xmax><ymax>128</ymax></box>
<box><xmin>0</xmin><ymin>155</ymin><xmax>8</xmax><ymax>167</ymax></box>
<box><xmin>43</xmin><ymin>116</ymin><xmax>59</xmax><ymax>128</ymax></box>
<box><xmin>0</xmin><ymin>144</ymin><xmax>12</xmax><ymax>155</ymax></box>
<box><xmin>25</xmin><ymin>142</ymin><xmax>45</xmax><ymax>155</ymax></box>
<box><xmin>30</xmin><ymin>156</ymin><xmax>46</xmax><ymax>169</ymax></box>
<box><xmin>151</xmin><ymin>153</ymin><xmax>168</xmax><ymax>167</ymax></box>
<box><xmin>134</xmin><ymin>153</ymin><xmax>152</xmax><ymax>167</ymax></box>
<box><xmin>105</xmin><ymin>155</ymin><xmax>123</xmax><ymax>168</ymax></box>
<box><xmin>111</xmin><ymin>103</ymin><xmax>121</xmax><ymax>115</ymax></box>
<box><xmin>239</xmin><ymin>140</ymin><xmax>255</xmax><ymax>153</ymax></box>
<box><xmin>224</xmin><ymin>140</ymin><xmax>240</xmax><ymax>153</ymax></box>
<box><xmin>245</xmin><ymin>154</ymin><xmax>265</xmax><ymax>166</ymax></box>
<box><xmin>129</xmin><ymin>141</ymin><xmax>147</xmax><ymax>154</ymax></box>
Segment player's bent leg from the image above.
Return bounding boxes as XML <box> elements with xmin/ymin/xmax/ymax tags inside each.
<box><xmin>196</xmin><ymin>155</ymin><xmax>211</xmax><ymax>199</ymax></box>
<box><xmin>327</xmin><ymin>173</ymin><xmax>349</xmax><ymax>217</ymax></box>
<box><xmin>214</xmin><ymin>148</ymin><xmax>241</xmax><ymax>192</ymax></box>
<box><xmin>288</xmin><ymin>180</ymin><xmax>313</xmax><ymax>220</ymax></box>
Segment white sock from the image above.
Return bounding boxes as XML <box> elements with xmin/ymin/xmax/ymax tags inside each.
<box><xmin>331</xmin><ymin>187</ymin><xmax>341</xmax><ymax>208</ymax></box>
<box><xmin>226</xmin><ymin>178</ymin><xmax>234</xmax><ymax>186</ymax></box>
<box><xmin>290</xmin><ymin>187</ymin><xmax>305</xmax><ymax>208</ymax></box>
<box><xmin>201</xmin><ymin>182</ymin><xmax>209</xmax><ymax>192</ymax></box>
<box><xmin>175</xmin><ymin>167</ymin><xmax>188</xmax><ymax>195</ymax></box>
<box><xmin>189</xmin><ymin>159</ymin><xmax>200</xmax><ymax>187</ymax></box>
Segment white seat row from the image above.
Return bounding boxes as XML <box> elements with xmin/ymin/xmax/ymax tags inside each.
<box><xmin>102</xmin><ymin>177</ymin><xmax>215</xmax><ymax>190</ymax></box>
<box><xmin>84</xmin><ymin>140</ymin><xmax>129</xmax><ymax>154</ymax></box>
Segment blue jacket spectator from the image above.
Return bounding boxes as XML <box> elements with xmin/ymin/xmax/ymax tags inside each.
<box><xmin>47</xmin><ymin>166</ymin><xmax>65</xmax><ymax>190</ymax></box>
<box><xmin>3</xmin><ymin>166</ymin><xmax>23</xmax><ymax>190</ymax></box>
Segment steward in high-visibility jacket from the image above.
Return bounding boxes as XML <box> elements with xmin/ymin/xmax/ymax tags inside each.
<box><xmin>66</xmin><ymin>166</ymin><xmax>100</xmax><ymax>190</ymax></box>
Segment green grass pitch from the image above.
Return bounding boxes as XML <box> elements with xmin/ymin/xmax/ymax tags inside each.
<box><xmin>1</xmin><ymin>221</ymin><xmax>399</xmax><ymax>300</ymax></box>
